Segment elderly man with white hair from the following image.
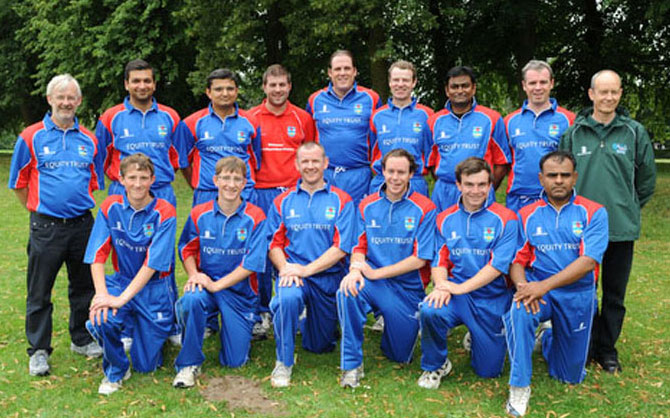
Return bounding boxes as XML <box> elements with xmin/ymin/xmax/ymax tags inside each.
<box><xmin>8</xmin><ymin>73</ymin><xmax>106</xmax><ymax>376</ymax></box>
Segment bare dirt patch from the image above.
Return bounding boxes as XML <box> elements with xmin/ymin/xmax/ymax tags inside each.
<box><xmin>200</xmin><ymin>375</ymin><xmax>286</xmax><ymax>415</ymax></box>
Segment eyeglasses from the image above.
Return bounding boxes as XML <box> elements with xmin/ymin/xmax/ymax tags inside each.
<box><xmin>217</xmin><ymin>175</ymin><xmax>245</xmax><ymax>185</ymax></box>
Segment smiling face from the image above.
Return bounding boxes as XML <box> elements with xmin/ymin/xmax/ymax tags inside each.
<box><xmin>207</xmin><ymin>78</ymin><xmax>238</xmax><ymax>113</ymax></box>
<box><xmin>214</xmin><ymin>168</ymin><xmax>246</xmax><ymax>205</ymax></box>
<box><xmin>120</xmin><ymin>165</ymin><xmax>155</xmax><ymax>209</ymax></box>
<box><xmin>456</xmin><ymin>170</ymin><xmax>491</xmax><ymax>212</ymax></box>
<box><xmin>539</xmin><ymin>157</ymin><xmax>577</xmax><ymax>207</ymax></box>
<box><xmin>389</xmin><ymin>67</ymin><xmax>416</xmax><ymax>106</ymax></box>
<box><xmin>522</xmin><ymin>68</ymin><xmax>554</xmax><ymax>110</ymax></box>
<box><xmin>382</xmin><ymin>156</ymin><xmax>413</xmax><ymax>201</ymax></box>
<box><xmin>296</xmin><ymin>145</ymin><xmax>328</xmax><ymax>190</ymax></box>
<box><xmin>589</xmin><ymin>71</ymin><xmax>622</xmax><ymax>123</ymax></box>
<box><xmin>47</xmin><ymin>82</ymin><xmax>81</xmax><ymax>128</ymax></box>
<box><xmin>446</xmin><ymin>75</ymin><xmax>476</xmax><ymax>109</ymax></box>
<box><xmin>263</xmin><ymin>74</ymin><xmax>291</xmax><ymax>109</ymax></box>
<box><xmin>328</xmin><ymin>54</ymin><xmax>357</xmax><ymax>97</ymax></box>
<box><xmin>125</xmin><ymin>69</ymin><xmax>156</xmax><ymax>106</ymax></box>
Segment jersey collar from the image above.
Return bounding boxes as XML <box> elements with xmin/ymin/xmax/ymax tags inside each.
<box><xmin>387</xmin><ymin>96</ymin><xmax>417</xmax><ymax>111</ymax></box>
<box><xmin>43</xmin><ymin>112</ymin><xmax>81</xmax><ymax>132</ymax></box>
<box><xmin>327</xmin><ymin>81</ymin><xmax>358</xmax><ymax>100</ymax></box>
<box><xmin>124</xmin><ymin>96</ymin><xmax>158</xmax><ymax>113</ymax></box>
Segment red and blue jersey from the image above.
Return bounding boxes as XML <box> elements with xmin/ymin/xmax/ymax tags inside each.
<box><xmin>84</xmin><ymin>194</ymin><xmax>176</xmax><ymax>281</ymax></box>
<box><xmin>178</xmin><ymin>199</ymin><xmax>268</xmax><ymax>297</ymax></box>
<box><xmin>182</xmin><ymin>103</ymin><xmax>261</xmax><ymax>192</ymax></box>
<box><xmin>427</xmin><ymin>99</ymin><xmax>511</xmax><ymax>183</ymax></box>
<box><xmin>353</xmin><ymin>186</ymin><xmax>437</xmax><ymax>291</ymax></box>
<box><xmin>96</xmin><ymin>97</ymin><xmax>187</xmax><ymax>187</ymax></box>
<box><xmin>513</xmin><ymin>192</ymin><xmax>608</xmax><ymax>290</ymax></box>
<box><xmin>306</xmin><ymin>82</ymin><xmax>381</xmax><ymax>169</ymax></box>
<box><xmin>370</xmin><ymin>97</ymin><xmax>434</xmax><ymax>179</ymax></box>
<box><xmin>504</xmin><ymin>99</ymin><xmax>575</xmax><ymax>196</ymax></box>
<box><xmin>248</xmin><ymin>100</ymin><xmax>315</xmax><ymax>189</ymax></box>
<box><xmin>268</xmin><ymin>180</ymin><xmax>356</xmax><ymax>275</ymax></box>
<box><xmin>433</xmin><ymin>198</ymin><xmax>519</xmax><ymax>299</ymax></box>
<box><xmin>8</xmin><ymin>113</ymin><xmax>104</xmax><ymax>218</ymax></box>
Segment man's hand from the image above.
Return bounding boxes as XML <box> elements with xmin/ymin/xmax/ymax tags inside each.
<box><xmin>89</xmin><ymin>293</ymin><xmax>124</xmax><ymax>325</ymax></box>
<box><xmin>423</xmin><ymin>288</ymin><xmax>451</xmax><ymax>309</ymax></box>
<box><xmin>278</xmin><ymin>274</ymin><xmax>303</xmax><ymax>288</ymax></box>
<box><xmin>350</xmin><ymin>260</ymin><xmax>378</xmax><ymax>280</ymax></box>
<box><xmin>514</xmin><ymin>281</ymin><xmax>548</xmax><ymax>314</ymax></box>
<box><xmin>184</xmin><ymin>272</ymin><xmax>213</xmax><ymax>293</ymax></box>
<box><xmin>340</xmin><ymin>270</ymin><xmax>365</xmax><ymax>297</ymax></box>
<box><xmin>280</xmin><ymin>262</ymin><xmax>308</xmax><ymax>279</ymax></box>
<box><xmin>434</xmin><ymin>280</ymin><xmax>458</xmax><ymax>294</ymax></box>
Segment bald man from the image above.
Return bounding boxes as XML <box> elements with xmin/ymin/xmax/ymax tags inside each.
<box><xmin>560</xmin><ymin>70</ymin><xmax>656</xmax><ymax>374</ymax></box>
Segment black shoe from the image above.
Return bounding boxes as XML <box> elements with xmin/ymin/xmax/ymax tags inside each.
<box><xmin>596</xmin><ymin>356</ymin><xmax>622</xmax><ymax>373</ymax></box>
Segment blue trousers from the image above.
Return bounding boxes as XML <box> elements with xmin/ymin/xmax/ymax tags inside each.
<box><xmin>174</xmin><ymin>287</ymin><xmax>256</xmax><ymax>369</ymax></box>
<box><xmin>324</xmin><ymin>166</ymin><xmax>371</xmax><ymax>207</ymax></box>
<box><xmin>505</xmin><ymin>192</ymin><xmax>541</xmax><ymax>213</ymax></box>
<box><xmin>254</xmin><ymin>187</ymin><xmax>288</xmax><ymax>315</ymax></box>
<box><xmin>420</xmin><ymin>292</ymin><xmax>510</xmax><ymax>378</ymax></box>
<box><xmin>337</xmin><ymin>279</ymin><xmax>423</xmax><ymax>370</ymax></box>
<box><xmin>504</xmin><ymin>285</ymin><xmax>595</xmax><ymax>387</ymax></box>
<box><xmin>270</xmin><ymin>274</ymin><xmax>340</xmax><ymax>366</ymax></box>
<box><xmin>86</xmin><ymin>275</ymin><xmax>174</xmax><ymax>383</ymax></box>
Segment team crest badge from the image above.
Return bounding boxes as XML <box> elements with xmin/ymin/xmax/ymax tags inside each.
<box><xmin>548</xmin><ymin>124</ymin><xmax>559</xmax><ymax>137</ymax></box>
<box><xmin>236</xmin><ymin>228</ymin><xmax>247</xmax><ymax>241</ymax></box>
<box><xmin>404</xmin><ymin>216</ymin><xmax>416</xmax><ymax>231</ymax></box>
<box><xmin>572</xmin><ymin>221</ymin><xmax>583</xmax><ymax>236</ymax></box>
<box><xmin>483</xmin><ymin>227</ymin><xmax>495</xmax><ymax>242</ymax></box>
<box><xmin>325</xmin><ymin>206</ymin><xmax>336</xmax><ymax>220</ymax></box>
<box><xmin>353</xmin><ymin>103</ymin><xmax>363</xmax><ymax>115</ymax></box>
<box><xmin>612</xmin><ymin>143</ymin><xmax>628</xmax><ymax>154</ymax></box>
<box><xmin>472</xmin><ymin>126</ymin><xmax>483</xmax><ymax>138</ymax></box>
<box><xmin>237</xmin><ymin>131</ymin><xmax>246</xmax><ymax>143</ymax></box>
<box><xmin>287</xmin><ymin>126</ymin><xmax>296</xmax><ymax>137</ymax></box>
<box><xmin>413</xmin><ymin>122</ymin><xmax>422</xmax><ymax>133</ymax></box>
<box><xmin>157</xmin><ymin>125</ymin><xmax>168</xmax><ymax>137</ymax></box>
<box><xmin>78</xmin><ymin>145</ymin><xmax>88</xmax><ymax>157</ymax></box>
<box><xmin>143</xmin><ymin>223</ymin><xmax>154</xmax><ymax>237</ymax></box>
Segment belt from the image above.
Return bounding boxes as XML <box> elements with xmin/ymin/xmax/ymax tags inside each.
<box><xmin>33</xmin><ymin>211</ymin><xmax>91</xmax><ymax>225</ymax></box>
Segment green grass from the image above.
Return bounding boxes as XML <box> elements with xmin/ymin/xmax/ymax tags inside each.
<box><xmin>1</xmin><ymin>154</ymin><xmax>669</xmax><ymax>417</ymax></box>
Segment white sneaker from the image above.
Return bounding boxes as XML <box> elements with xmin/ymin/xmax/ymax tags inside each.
<box><xmin>252</xmin><ymin>321</ymin><xmax>268</xmax><ymax>340</ymax></box>
<box><xmin>370</xmin><ymin>316</ymin><xmax>384</xmax><ymax>332</ymax></box>
<box><xmin>340</xmin><ymin>363</ymin><xmax>364</xmax><ymax>388</ymax></box>
<box><xmin>121</xmin><ymin>337</ymin><xmax>133</xmax><ymax>353</ymax></box>
<box><xmin>29</xmin><ymin>349</ymin><xmax>50</xmax><ymax>376</ymax></box>
<box><xmin>534</xmin><ymin>321</ymin><xmax>552</xmax><ymax>353</ymax></box>
<box><xmin>261</xmin><ymin>312</ymin><xmax>272</xmax><ymax>332</ymax></box>
<box><xmin>506</xmin><ymin>385</ymin><xmax>531</xmax><ymax>416</ymax></box>
<box><xmin>173</xmin><ymin>365</ymin><xmax>201</xmax><ymax>388</ymax></box>
<box><xmin>203</xmin><ymin>327</ymin><xmax>216</xmax><ymax>339</ymax></box>
<box><xmin>463</xmin><ymin>331</ymin><xmax>472</xmax><ymax>352</ymax></box>
<box><xmin>98</xmin><ymin>369</ymin><xmax>131</xmax><ymax>395</ymax></box>
<box><xmin>71</xmin><ymin>341</ymin><xmax>103</xmax><ymax>358</ymax></box>
<box><xmin>417</xmin><ymin>358</ymin><xmax>452</xmax><ymax>389</ymax></box>
<box><xmin>270</xmin><ymin>361</ymin><xmax>292</xmax><ymax>388</ymax></box>
<box><xmin>168</xmin><ymin>333</ymin><xmax>182</xmax><ymax>347</ymax></box>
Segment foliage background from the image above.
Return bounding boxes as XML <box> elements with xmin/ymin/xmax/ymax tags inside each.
<box><xmin>1</xmin><ymin>0</ymin><xmax>669</xmax><ymax>148</ymax></box>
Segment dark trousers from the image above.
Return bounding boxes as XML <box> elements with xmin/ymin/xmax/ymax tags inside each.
<box><xmin>26</xmin><ymin>212</ymin><xmax>95</xmax><ymax>356</ymax></box>
<box><xmin>591</xmin><ymin>240</ymin><xmax>634</xmax><ymax>359</ymax></box>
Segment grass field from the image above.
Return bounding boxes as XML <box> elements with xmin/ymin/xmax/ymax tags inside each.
<box><xmin>0</xmin><ymin>154</ymin><xmax>668</xmax><ymax>417</ymax></box>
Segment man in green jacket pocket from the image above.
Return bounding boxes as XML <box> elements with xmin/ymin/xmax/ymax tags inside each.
<box><xmin>560</xmin><ymin>69</ymin><xmax>656</xmax><ymax>374</ymax></box>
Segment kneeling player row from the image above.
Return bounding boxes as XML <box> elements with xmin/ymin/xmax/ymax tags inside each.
<box><xmin>85</xmin><ymin>146</ymin><xmax>607</xmax><ymax>417</ymax></box>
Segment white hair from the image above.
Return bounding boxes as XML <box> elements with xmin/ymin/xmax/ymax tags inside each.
<box><xmin>46</xmin><ymin>74</ymin><xmax>81</xmax><ymax>98</ymax></box>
